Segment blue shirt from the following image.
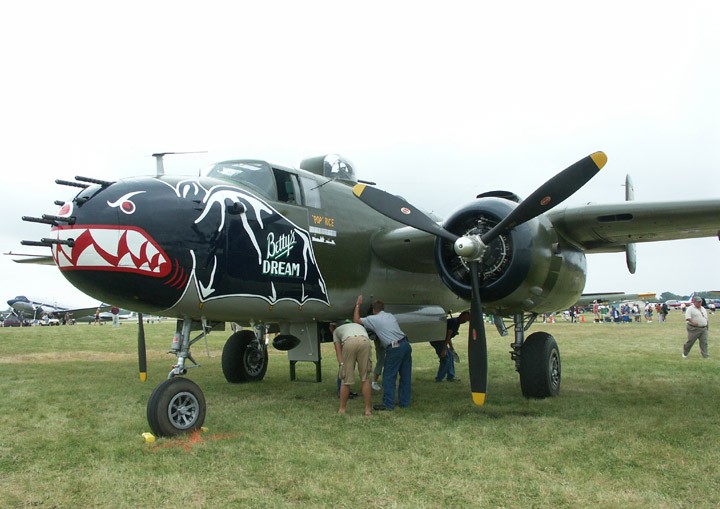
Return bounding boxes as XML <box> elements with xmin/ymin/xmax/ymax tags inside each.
<box><xmin>360</xmin><ymin>311</ymin><xmax>406</xmax><ymax>347</ymax></box>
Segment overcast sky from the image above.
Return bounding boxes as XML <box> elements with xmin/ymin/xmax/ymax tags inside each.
<box><xmin>1</xmin><ymin>1</ymin><xmax>718</xmax><ymax>307</ymax></box>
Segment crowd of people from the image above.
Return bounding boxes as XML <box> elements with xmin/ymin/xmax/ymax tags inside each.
<box><xmin>539</xmin><ymin>299</ymin><xmax>713</xmax><ymax>325</ymax></box>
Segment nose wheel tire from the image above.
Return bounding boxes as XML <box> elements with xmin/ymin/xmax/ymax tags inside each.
<box><xmin>519</xmin><ymin>331</ymin><xmax>561</xmax><ymax>398</ymax></box>
<box><xmin>147</xmin><ymin>377</ymin><xmax>206</xmax><ymax>437</ymax></box>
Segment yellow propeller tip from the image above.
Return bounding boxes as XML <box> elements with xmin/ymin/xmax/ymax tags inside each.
<box><xmin>591</xmin><ymin>151</ymin><xmax>608</xmax><ymax>170</ymax></box>
<box><xmin>139</xmin><ymin>372</ymin><xmax>147</xmax><ymax>382</ymax></box>
<box><xmin>472</xmin><ymin>392</ymin><xmax>487</xmax><ymax>406</ymax></box>
<box><xmin>352</xmin><ymin>183</ymin><xmax>366</xmax><ymax>197</ymax></box>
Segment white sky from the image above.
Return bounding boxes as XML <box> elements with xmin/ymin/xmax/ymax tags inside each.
<box><xmin>1</xmin><ymin>0</ymin><xmax>718</xmax><ymax>307</ymax></box>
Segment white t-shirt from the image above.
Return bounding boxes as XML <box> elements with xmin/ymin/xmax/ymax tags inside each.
<box><xmin>685</xmin><ymin>305</ymin><xmax>708</xmax><ymax>327</ymax></box>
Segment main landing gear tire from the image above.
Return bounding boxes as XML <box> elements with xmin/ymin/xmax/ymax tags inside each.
<box><xmin>519</xmin><ymin>331</ymin><xmax>561</xmax><ymax>399</ymax></box>
<box><xmin>222</xmin><ymin>330</ymin><xmax>268</xmax><ymax>383</ymax></box>
<box><xmin>146</xmin><ymin>377</ymin><xmax>206</xmax><ymax>437</ymax></box>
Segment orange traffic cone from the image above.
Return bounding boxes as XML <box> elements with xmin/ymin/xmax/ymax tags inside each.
<box><xmin>581</xmin><ymin>315</ymin><xmax>585</xmax><ymax>323</ymax></box>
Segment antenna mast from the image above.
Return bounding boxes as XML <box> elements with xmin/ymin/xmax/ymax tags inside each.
<box><xmin>151</xmin><ymin>151</ymin><xmax>208</xmax><ymax>177</ymax></box>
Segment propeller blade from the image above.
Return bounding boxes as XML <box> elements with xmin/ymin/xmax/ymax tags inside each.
<box><xmin>481</xmin><ymin>151</ymin><xmax>607</xmax><ymax>244</ymax></box>
<box><xmin>138</xmin><ymin>312</ymin><xmax>147</xmax><ymax>382</ymax></box>
<box><xmin>353</xmin><ymin>183</ymin><xmax>459</xmax><ymax>243</ymax></box>
<box><xmin>468</xmin><ymin>260</ymin><xmax>488</xmax><ymax>405</ymax></box>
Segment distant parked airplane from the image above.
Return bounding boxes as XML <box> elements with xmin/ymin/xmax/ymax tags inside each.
<box><xmin>665</xmin><ymin>292</ymin><xmax>720</xmax><ymax>309</ymax></box>
<box><xmin>6</xmin><ymin>295</ymin><xmax>110</xmax><ymax>322</ymax></box>
<box><xmin>73</xmin><ymin>307</ymin><xmax>135</xmax><ymax>323</ymax></box>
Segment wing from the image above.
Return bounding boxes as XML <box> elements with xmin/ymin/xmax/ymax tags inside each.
<box><xmin>369</xmin><ymin>225</ymin><xmax>437</xmax><ymax>273</ymax></box>
<box><xmin>548</xmin><ymin>199</ymin><xmax>720</xmax><ymax>253</ymax></box>
<box><xmin>62</xmin><ymin>305</ymin><xmax>113</xmax><ymax>319</ymax></box>
<box><xmin>6</xmin><ymin>253</ymin><xmax>56</xmax><ymax>265</ymax></box>
<box><xmin>576</xmin><ymin>292</ymin><xmax>656</xmax><ymax>306</ymax></box>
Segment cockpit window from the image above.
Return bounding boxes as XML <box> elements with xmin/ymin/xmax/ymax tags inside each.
<box><xmin>323</xmin><ymin>155</ymin><xmax>357</xmax><ymax>182</ymax></box>
<box><xmin>299</xmin><ymin>176</ymin><xmax>321</xmax><ymax>208</ymax></box>
<box><xmin>207</xmin><ymin>160</ymin><xmax>276</xmax><ymax>200</ymax></box>
<box><xmin>273</xmin><ymin>168</ymin><xmax>300</xmax><ymax>205</ymax></box>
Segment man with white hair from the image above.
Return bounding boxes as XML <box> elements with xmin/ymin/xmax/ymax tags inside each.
<box><xmin>683</xmin><ymin>296</ymin><xmax>709</xmax><ymax>359</ymax></box>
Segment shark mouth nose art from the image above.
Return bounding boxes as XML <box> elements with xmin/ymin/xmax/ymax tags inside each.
<box><xmin>51</xmin><ymin>225</ymin><xmax>171</xmax><ymax>277</ymax></box>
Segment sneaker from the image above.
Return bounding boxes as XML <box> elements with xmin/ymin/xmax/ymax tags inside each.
<box><xmin>682</xmin><ymin>353</ymin><xmax>688</xmax><ymax>359</ymax></box>
<box><xmin>349</xmin><ymin>392</ymin><xmax>359</xmax><ymax>399</ymax></box>
<box><xmin>447</xmin><ymin>378</ymin><xmax>460</xmax><ymax>382</ymax></box>
<box><xmin>373</xmin><ymin>404</ymin><xmax>392</xmax><ymax>411</ymax></box>
<box><xmin>371</xmin><ymin>381</ymin><xmax>382</xmax><ymax>391</ymax></box>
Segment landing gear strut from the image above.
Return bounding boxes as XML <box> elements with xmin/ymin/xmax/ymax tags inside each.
<box><xmin>145</xmin><ymin>318</ymin><xmax>211</xmax><ymax>437</ymax></box>
<box><xmin>508</xmin><ymin>313</ymin><xmax>561</xmax><ymax>399</ymax></box>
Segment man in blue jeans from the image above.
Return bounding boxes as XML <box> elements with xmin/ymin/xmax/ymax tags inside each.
<box><xmin>354</xmin><ymin>295</ymin><xmax>411</xmax><ymax>411</ymax></box>
<box><xmin>430</xmin><ymin>311</ymin><xmax>469</xmax><ymax>382</ymax></box>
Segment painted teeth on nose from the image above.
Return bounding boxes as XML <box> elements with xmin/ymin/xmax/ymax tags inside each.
<box><xmin>54</xmin><ymin>228</ymin><xmax>81</xmax><ymax>266</ymax></box>
<box><xmin>126</xmin><ymin>230</ymin><xmax>147</xmax><ymax>260</ymax></box>
<box><xmin>92</xmin><ymin>228</ymin><xmax>120</xmax><ymax>258</ymax></box>
<box><xmin>57</xmin><ymin>227</ymin><xmax>81</xmax><ymax>243</ymax></box>
<box><xmin>145</xmin><ymin>241</ymin><xmax>159</xmax><ymax>261</ymax></box>
<box><xmin>144</xmin><ymin>243</ymin><xmax>166</xmax><ymax>272</ymax></box>
<box><xmin>78</xmin><ymin>243</ymin><xmax>113</xmax><ymax>268</ymax></box>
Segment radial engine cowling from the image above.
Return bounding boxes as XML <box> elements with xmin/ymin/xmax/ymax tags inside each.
<box><xmin>434</xmin><ymin>197</ymin><xmax>588</xmax><ymax>315</ymax></box>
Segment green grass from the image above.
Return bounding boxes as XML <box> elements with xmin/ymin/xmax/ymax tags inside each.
<box><xmin>1</xmin><ymin>311</ymin><xmax>719</xmax><ymax>508</ymax></box>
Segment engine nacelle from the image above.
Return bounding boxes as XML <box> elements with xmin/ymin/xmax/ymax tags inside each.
<box><xmin>434</xmin><ymin>197</ymin><xmax>588</xmax><ymax>315</ymax></box>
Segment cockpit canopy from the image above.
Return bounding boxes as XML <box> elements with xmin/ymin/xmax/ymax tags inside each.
<box><xmin>205</xmin><ymin>154</ymin><xmax>356</xmax><ymax>206</ymax></box>
<box><xmin>300</xmin><ymin>154</ymin><xmax>357</xmax><ymax>182</ymax></box>
<box><xmin>206</xmin><ymin>160</ymin><xmax>276</xmax><ymax>198</ymax></box>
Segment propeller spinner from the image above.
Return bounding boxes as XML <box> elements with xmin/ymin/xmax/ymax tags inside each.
<box><xmin>353</xmin><ymin>152</ymin><xmax>607</xmax><ymax>405</ymax></box>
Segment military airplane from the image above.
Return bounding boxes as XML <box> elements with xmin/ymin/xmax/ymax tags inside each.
<box><xmin>16</xmin><ymin>151</ymin><xmax>720</xmax><ymax>436</ymax></box>
<box><xmin>7</xmin><ymin>295</ymin><xmax>110</xmax><ymax>323</ymax></box>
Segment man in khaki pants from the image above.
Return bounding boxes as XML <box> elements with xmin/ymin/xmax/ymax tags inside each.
<box><xmin>331</xmin><ymin>321</ymin><xmax>373</xmax><ymax>416</ymax></box>
<box><xmin>683</xmin><ymin>296</ymin><xmax>709</xmax><ymax>359</ymax></box>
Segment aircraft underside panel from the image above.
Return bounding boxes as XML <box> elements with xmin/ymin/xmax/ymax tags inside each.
<box><xmin>286</xmin><ymin>323</ymin><xmax>321</xmax><ymax>362</ymax></box>
<box><xmin>383</xmin><ymin>304</ymin><xmax>447</xmax><ymax>343</ymax></box>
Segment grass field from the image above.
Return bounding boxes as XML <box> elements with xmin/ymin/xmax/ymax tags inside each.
<box><xmin>1</xmin><ymin>311</ymin><xmax>719</xmax><ymax>508</ymax></box>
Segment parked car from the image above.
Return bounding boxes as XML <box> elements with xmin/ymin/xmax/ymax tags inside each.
<box><xmin>3</xmin><ymin>315</ymin><xmax>23</xmax><ymax>327</ymax></box>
